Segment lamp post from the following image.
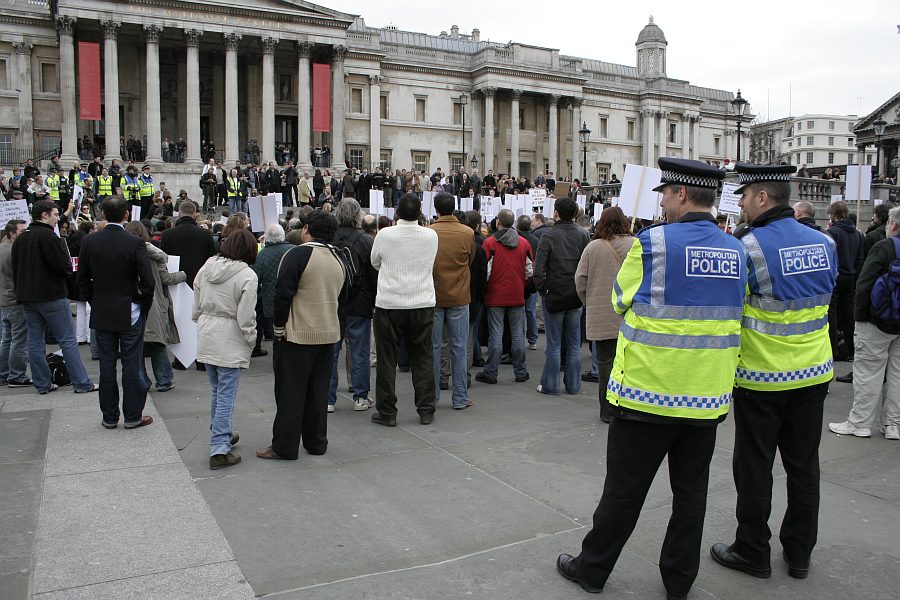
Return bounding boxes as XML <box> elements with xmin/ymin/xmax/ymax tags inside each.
<box><xmin>460</xmin><ymin>93</ymin><xmax>469</xmax><ymax>169</ymax></box>
<box><xmin>731</xmin><ymin>89</ymin><xmax>748</xmax><ymax>163</ymax></box>
<box><xmin>470</xmin><ymin>155</ymin><xmax>478</xmax><ymax>171</ymax></box>
<box><xmin>579</xmin><ymin>121</ymin><xmax>590</xmax><ymax>184</ymax></box>
<box><xmin>873</xmin><ymin>114</ymin><xmax>887</xmax><ymax>180</ymax></box>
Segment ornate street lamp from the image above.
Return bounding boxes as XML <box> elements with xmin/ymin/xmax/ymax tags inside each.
<box><xmin>731</xmin><ymin>90</ymin><xmax>748</xmax><ymax>162</ymax></box>
<box><xmin>873</xmin><ymin>114</ymin><xmax>887</xmax><ymax>179</ymax></box>
<box><xmin>460</xmin><ymin>93</ymin><xmax>469</xmax><ymax>168</ymax></box>
<box><xmin>579</xmin><ymin>122</ymin><xmax>591</xmax><ymax>184</ymax></box>
<box><xmin>470</xmin><ymin>154</ymin><xmax>478</xmax><ymax>171</ymax></box>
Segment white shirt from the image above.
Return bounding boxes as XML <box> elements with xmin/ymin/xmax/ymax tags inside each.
<box><xmin>370</xmin><ymin>219</ymin><xmax>438</xmax><ymax>310</ymax></box>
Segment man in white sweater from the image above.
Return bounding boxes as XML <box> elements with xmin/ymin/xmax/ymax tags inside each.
<box><xmin>370</xmin><ymin>193</ymin><xmax>439</xmax><ymax>426</ymax></box>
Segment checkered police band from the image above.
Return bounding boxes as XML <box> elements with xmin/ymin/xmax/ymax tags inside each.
<box><xmin>737</xmin><ymin>171</ymin><xmax>793</xmax><ymax>186</ymax></box>
<box><xmin>659</xmin><ymin>171</ymin><xmax>721</xmax><ymax>189</ymax></box>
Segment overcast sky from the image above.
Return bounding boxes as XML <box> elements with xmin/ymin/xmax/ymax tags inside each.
<box><xmin>329</xmin><ymin>0</ymin><xmax>897</xmax><ymax>123</ymax></box>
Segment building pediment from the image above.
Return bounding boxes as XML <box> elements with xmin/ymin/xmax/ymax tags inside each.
<box><xmin>855</xmin><ymin>90</ymin><xmax>900</xmax><ymax>134</ymax></box>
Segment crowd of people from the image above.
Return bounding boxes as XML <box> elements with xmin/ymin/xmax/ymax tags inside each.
<box><xmin>2</xmin><ymin>151</ymin><xmax>900</xmax><ymax>600</ymax></box>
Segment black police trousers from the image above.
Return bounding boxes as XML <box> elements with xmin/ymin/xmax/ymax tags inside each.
<box><xmin>575</xmin><ymin>417</ymin><xmax>718</xmax><ymax>597</ymax></box>
<box><xmin>731</xmin><ymin>382</ymin><xmax>828</xmax><ymax>567</ymax></box>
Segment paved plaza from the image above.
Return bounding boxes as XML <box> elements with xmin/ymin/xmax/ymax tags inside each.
<box><xmin>2</xmin><ymin>339</ymin><xmax>898</xmax><ymax>600</ymax></box>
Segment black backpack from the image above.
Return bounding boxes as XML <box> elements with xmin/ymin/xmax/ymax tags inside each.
<box><xmin>46</xmin><ymin>353</ymin><xmax>71</xmax><ymax>386</ymax></box>
<box><xmin>329</xmin><ymin>232</ymin><xmax>363</xmax><ymax>303</ymax></box>
<box><xmin>870</xmin><ymin>237</ymin><xmax>900</xmax><ymax>324</ymax></box>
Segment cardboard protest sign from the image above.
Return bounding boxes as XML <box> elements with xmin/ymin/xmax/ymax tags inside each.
<box><xmin>248</xmin><ymin>194</ymin><xmax>279</xmax><ymax>232</ymax></box>
<box><xmin>168</xmin><ymin>282</ymin><xmax>197</xmax><ymax>367</ymax></box>
<box><xmin>619</xmin><ymin>164</ymin><xmax>662</xmax><ymax>221</ymax></box>
<box><xmin>844</xmin><ymin>165</ymin><xmax>872</xmax><ymax>201</ymax></box>
<box><xmin>718</xmin><ymin>182</ymin><xmax>742</xmax><ymax>215</ymax></box>
<box><xmin>0</xmin><ymin>200</ymin><xmax>30</xmax><ymax>225</ymax></box>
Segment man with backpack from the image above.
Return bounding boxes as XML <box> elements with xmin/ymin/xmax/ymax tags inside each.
<box><xmin>328</xmin><ymin>199</ymin><xmax>377</xmax><ymax>412</ymax></box>
<box><xmin>829</xmin><ymin>206</ymin><xmax>900</xmax><ymax>440</ymax></box>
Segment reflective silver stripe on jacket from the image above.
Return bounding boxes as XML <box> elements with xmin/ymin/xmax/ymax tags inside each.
<box><xmin>742</xmin><ymin>232</ymin><xmax>773</xmax><ymax>296</ymax></box>
<box><xmin>620</xmin><ymin>323</ymin><xmax>741</xmax><ymax>349</ymax></box>
<box><xmin>631</xmin><ymin>304</ymin><xmax>744</xmax><ymax>321</ymax></box>
<box><xmin>649</xmin><ymin>226</ymin><xmax>666</xmax><ymax>305</ymax></box>
<box><xmin>741</xmin><ymin>315</ymin><xmax>829</xmax><ymax>336</ymax></box>
<box><xmin>747</xmin><ymin>293</ymin><xmax>832</xmax><ymax>312</ymax></box>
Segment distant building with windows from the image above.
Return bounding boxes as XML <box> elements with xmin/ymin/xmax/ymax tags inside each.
<box><xmin>782</xmin><ymin>114</ymin><xmax>874</xmax><ymax>174</ymax></box>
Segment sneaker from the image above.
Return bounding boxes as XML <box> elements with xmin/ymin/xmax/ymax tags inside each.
<box><xmin>828</xmin><ymin>420</ymin><xmax>871</xmax><ymax>437</ymax></box>
<box><xmin>209</xmin><ymin>452</ymin><xmax>242</xmax><ymax>470</ymax></box>
<box><xmin>882</xmin><ymin>424</ymin><xmax>900</xmax><ymax>440</ymax></box>
<box><xmin>354</xmin><ymin>398</ymin><xmax>370</xmax><ymax>411</ymax></box>
<box><xmin>251</xmin><ymin>348</ymin><xmax>268</xmax><ymax>358</ymax></box>
<box><xmin>367</xmin><ymin>397</ymin><xmax>375</xmax><ymax>408</ymax></box>
<box><xmin>156</xmin><ymin>384</ymin><xmax>175</xmax><ymax>393</ymax></box>
<box><xmin>0</xmin><ymin>379</ymin><xmax>6</xmax><ymax>387</ymax></box>
<box><xmin>527</xmin><ymin>342</ymin><xmax>538</xmax><ymax>350</ymax></box>
<box><xmin>7</xmin><ymin>377</ymin><xmax>34</xmax><ymax>388</ymax></box>
<box><xmin>74</xmin><ymin>383</ymin><xmax>100</xmax><ymax>393</ymax></box>
<box><xmin>327</xmin><ymin>404</ymin><xmax>335</xmax><ymax>413</ymax></box>
<box><xmin>515</xmin><ymin>373</ymin><xmax>530</xmax><ymax>383</ymax></box>
<box><xmin>39</xmin><ymin>384</ymin><xmax>58</xmax><ymax>395</ymax></box>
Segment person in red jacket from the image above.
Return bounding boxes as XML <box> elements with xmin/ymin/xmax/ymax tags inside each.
<box><xmin>475</xmin><ymin>208</ymin><xmax>533</xmax><ymax>385</ymax></box>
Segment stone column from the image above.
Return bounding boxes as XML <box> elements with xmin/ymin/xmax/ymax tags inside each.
<box><xmin>369</xmin><ymin>75</ymin><xmax>381</xmax><ymax>170</ymax></box>
<box><xmin>510</xmin><ymin>89</ymin><xmax>522</xmax><ymax>176</ymax></box>
<box><xmin>330</xmin><ymin>45</ymin><xmax>346</xmax><ymax>168</ymax></box>
<box><xmin>223</xmin><ymin>33</ymin><xmax>241</xmax><ymax>164</ymax></box>
<box><xmin>260</xmin><ymin>37</ymin><xmax>278</xmax><ymax>166</ymax></box>
<box><xmin>657</xmin><ymin>110</ymin><xmax>669</xmax><ymax>159</ymax></box>
<box><xmin>99</xmin><ymin>22</ymin><xmax>120</xmax><ymax>159</ymax></box>
<box><xmin>482</xmin><ymin>87</ymin><xmax>496</xmax><ymax>173</ymax></box>
<box><xmin>296</xmin><ymin>42</ymin><xmax>312</xmax><ymax>169</ymax></box>
<box><xmin>143</xmin><ymin>25</ymin><xmax>162</xmax><ymax>163</ymax></box>
<box><xmin>692</xmin><ymin>115</ymin><xmax>701</xmax><ymax>160</ymax></box>
<box><xmin>184</xmin><ymin>29</ymin><xmax>202</xmax><ymax>166</ymax></box>
<box><xmin>56</xmin><ymin>16</ymin><xmax>78</xmax><ymax>162</ymax></box>
<box><xmin>641</xmin><ymin>108</ymin><xmax>655</xmax><ymax>166</ymax></box>
<box><xmin>210</xmin><ymin>51</ymin><xmax>224</xmax><ymax>154</ymax></box>
<box><xmin>471</xmin><ymin>87</ymin><xmax>481</xmax><ymax>171</ymax></box>
<box><xmin>548</xmin><ymin>94</ymin><xmax>560</xmax><ymax>178</ymax></box>
<box><xmin>571</xmin><ymin>98</ymin><xmax>582</xmax><ymax>181</ymax></box>
<box><xmin>13</xmin><ymin>42</ymin><xmax>34</xmax><ymax>154</ymax></box>
<box><xmin>680</xmin><ymin>113</ymin><xmax>690</xmax><ymax>158</ymax></box>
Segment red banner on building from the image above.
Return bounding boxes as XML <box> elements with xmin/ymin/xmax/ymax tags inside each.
<box><xmin>78</xmin><ymin>42</ymin><xmax>102</xmax><ymax>120</ymax></box>
<box><xmin>312</xmin><ymin>63</ymin><xmax>331</xmax><ymax>132</ymax></box>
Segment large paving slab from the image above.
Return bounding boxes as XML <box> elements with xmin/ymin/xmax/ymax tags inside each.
<box><xmin>196</xmin><ymin>446</ymin><xmax>579</xmax><ymax>595</ymax></box>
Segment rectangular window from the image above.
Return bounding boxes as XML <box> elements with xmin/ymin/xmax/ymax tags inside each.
<box><xmin>519</xmin><ymin>108</ymin><xmax>525</xmax><ymax>130</ymax></box>
<box><xmin>41</xmin><ymin>135</ymin><xmax>61</xmax><ymax>154</ymax></box>
<box><xmin>807</xmin><ymin>120</ymin><xmax>814</xmax><ymax>129</ymax></box>
<box><xmin>350</xmin><ymin>88</ymin><xmax>363</xmax><ymax>114</ymax></box>
<box><xmin>668</xmin><ymin>122</ymin><xmax>677</xmax><ymax>144</ymax></box>
<box><xmin>599</xmin><ymin>116</ymin><xmax>608</xmax><ymax>139</ymax></box>
<box><xmin>828</xmin><ymin>136</ymin><xmax>834</xmax><ymax>146</ymax></box>
<box><xmin>795</xmin><ymin>154</ymin><xmax>800</xmax><ymax>165</ymax></box>
<box><xmin>796</xmin><ymin>122</ymin><xmax>802</xmax><ymax>131</ymax></box>
<box><xmin>596</xmin><ymin>163</ymin><xmax>610</xmax><ymax>183</ymax></box>
<box><xmin>788</xmin><ymin>141</ymin><xmax>792</xmax><ymax>148</ymax></box>
<box><xmin>379</xmin><ymin>150</ymin><xmax>391</xmax><ymax>170</ymax></box>
<box><xmin>848</xmin><ymin>153</ymin><xmax>855</xmax><ymax>165</ymax></box>
<box><xmin>452</xmin><ymin>101</ymin><xmax>462</xmax><ymax>126</ymax></box>
<box><xmin>806</xmin><ymin>151</ymin><xmax>814</xmax><ymax>163</ymax></box>
<box><xmin>449</xmin><ymin>153</ymin><xmax>464</xmax><ymax>173</ymax></box>
<box><xmin>348</xmin><ymin>147</ymin><xmax>364</xmax><ymax>170</ymax></box>
<box><xmin>380</xmin><ymin>94</ymin><xmax>389</xmax><ymax>120</ymax></box>
<box><xmin>626</xmin><ymin>119</ymin><xmax>635</xmax><ymax>141</ymax></box>
<box><xmin>415</xmin><ymin>97</ymin><xmax>426</xmax><ymax>122</ymax></box>
<box><xmin>41</xmin><ymin>63</ymin><xmax>57</xmax><ymax>93</ymax></box>
<box><xmin>848</xmin><ymin>122</ymin><xmax>855</xmax><ymax>131</ymax></box>
<box><xmin>828</xmin><ymin>121</ymin><xmax>835</xmax><ymax>131</ymax></box>
<box><xmin>0</xmin><ymin>133</ymin><xmax>12</xmax><ymax>164</ymax></box>
<box><xmin>828</xmin><ymin>152</ymin><xmax>834</xmax><ymax>164</ymax></box>
<box><xmin>848</xmin><ymin>137</ymin><xmax>854</xmax><ymax>147</ymax></box>
<box><xmin>412</xmin><ymin>152</ymin><xmax>429</xmax><ymax>173</ymax></box>
<box><xmin>0</xmin><ymin>59</ymin><xmax>7</xmax><ymax>89</ymax></box>
<box><xmin>714</xmin><ymin>137</ymin><xmax>721</xmax><ymax>155</ymax></box>
<box><xmin>806</xmin><ymin>136</ymin><xmax>813</xmax><ymax>145</ymax></box>
<box><xmin>866</xmin><ymin>154</ymin><xmax>873</xmax><ymax>165</ymax></box>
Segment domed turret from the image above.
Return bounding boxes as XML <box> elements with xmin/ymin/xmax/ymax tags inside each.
<box><xmin>636</xmin><ymin>16</ymin><xmax>667</xmax><ymax>78</ymax></box>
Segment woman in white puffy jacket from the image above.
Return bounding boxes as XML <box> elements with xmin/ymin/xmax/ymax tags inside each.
<box><xmin>192</xmin><ymin>228</ymin><xmax>258</xmax><ymax>471</ymax></box>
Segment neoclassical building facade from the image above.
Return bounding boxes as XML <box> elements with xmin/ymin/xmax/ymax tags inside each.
<box><xmin>1</xmin><ymin>0</ymin><xmax>745</xmax><ymax>184</ymax></box>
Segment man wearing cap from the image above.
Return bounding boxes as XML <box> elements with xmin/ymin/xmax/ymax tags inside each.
<box><xmin>556</xmin><ymin>158</ymin><xmax>747</xmax><ymax>600</ymax></box>
<box><xmin>138</xmin><ymin>165</ymin><xmax>155</xmax><ymax>218</ymax></box>
<box><xmin>710</xmin><ymin>163</ymin><xmax>836</xmax><ymax>580</ymax></box>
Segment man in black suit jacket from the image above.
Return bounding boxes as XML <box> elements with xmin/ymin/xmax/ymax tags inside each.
<box><xmin>78</xmin><ymin>196</ymin><xmax>156</xmax><ymax>429</ymax></box>
<box><xmin>159</xmin><ymin>200</ymin><xmax>216</xmax><ymax>288</ymax></box>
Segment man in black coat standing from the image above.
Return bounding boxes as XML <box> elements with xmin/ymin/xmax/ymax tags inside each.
<box><xmin>78</xmin><ymin>197</ymin><xmax>156</xmax><ymax>429</ymax></box>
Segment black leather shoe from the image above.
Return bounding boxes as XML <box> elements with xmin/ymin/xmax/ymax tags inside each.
<box><xmin>709</xmin><ymin>543</ymin><xmax>771</xmax><ymax>578</ymax></box>
<box><xmin>419</xmin><ymin>412</ymin><xmax>434</xmax><ymax>425</ymax></box>
<box><xmin>371</xmin><ymin>412</ymin><xmax>397</xmax><ymax>427</ymax></box>
<box><xmin>581</xmin><ymin>371</ymin><xmax>599</xmax><ymax>383</ymax></box>
<box><xmin>666</xmin><ymin>594</ymin><xmax>687</xmax><ymax>600</ymax></box>
<box><xmin>836</xmin><ymin>372</ymin><xmax>853</xmax><ymax>383</ymax></box>
<box><xmin>556</xmin><ymin>554</ymin><xmax>602</xmax><ymax>593</ymax></box>
<box><xmin>783</xmin><ymin>550</ymin><xmax>809</xmax><ymax>579</ymax></box>
<box><xmin>475</xmin><ymin>372</ymin><xmax>497</xmax><ymax>385</ymax></box>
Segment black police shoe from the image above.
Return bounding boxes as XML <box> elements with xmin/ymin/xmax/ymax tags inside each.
<box><xmin>709</xmin><ymin>543</ymin><xmax>771</xmax><ymax>578</ymax></box>
<box><xmin>783</xmin><ymin>550</ymin><xmax>809</xmax><ymax>579</ymax></box>
<box><xmin>556</xmin><ymin>554</ymin><xmax>602</xmax><ymax>593</ymax></box>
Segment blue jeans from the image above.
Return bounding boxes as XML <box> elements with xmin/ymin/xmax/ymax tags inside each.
<box><xmin>590</xmin><ymin>341</ymin><xmax>599</xmax><ymax>377</ymax></box>
<box><xmin>0</xmin><ymin>304</ymin><xmax>29</xmax><ymax>382</ymax></box>
<box><xmin>541</xmin><ymin>304</ymin><xmax>583</xmax><ymax>394</ymax></box>
<box><xmin>207</xmin><ymin>365</ymin><xmax>240</xmax><ymax>456</ymax></box>
<box><xmin>228</xmin><ymin>196</ymin><xmax>241</xmax><ymax>213</ymax></box>
<box><xmin>328</xmin><ymin>315</ymin><xmax>372</xmax><ymax>405</ymax></box>
<box><xmin>96</xmin><ymin>316</ymin><xmax>147</xmax><ymax>426</ymax></box>
<box><xmin>483</xmin><ymin>306</ymin><xmax>527</xmax><ymax>380</ymax></box>
<box><xmin>433</xmin><ymin>305</ymin><xmax>469</xmax><ymax>406</ymax></box>
<box><xmin>23</xmin><ymin>298</ymin><xmax>93</xmax><ymax>393</ymax></box>
<box><xmin>141</xmin><ymin>342</ymin><xmax>173</xmax><ymax>390</ymax></box>
<box><xmin>525</xmin><ymin>294</ymin><xmax>538</xmax><ymax>345</ymax></box>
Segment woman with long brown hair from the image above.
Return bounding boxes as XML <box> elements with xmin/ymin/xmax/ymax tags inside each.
<box><xmin>575</xmin><ymin>206</ymin><xmax>634</xmax><ymax>421</ymax></box>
